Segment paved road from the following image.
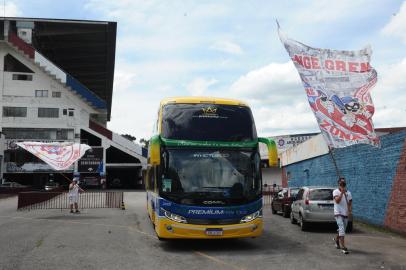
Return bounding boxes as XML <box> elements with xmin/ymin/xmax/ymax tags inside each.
<box><xmin>0</xmin><ymin>192</ymin><xmax>405</xmax><ymax>270</ymax></box>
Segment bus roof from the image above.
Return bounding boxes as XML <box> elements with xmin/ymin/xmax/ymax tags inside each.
<box><xmin>160</xmin><ymin>97</ymin><xmax>249</xmax><ymax>107</ymax></box>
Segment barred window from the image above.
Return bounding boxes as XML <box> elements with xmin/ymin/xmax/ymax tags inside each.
<box><xmin>52</xmin><ymin>91</ymin><xmax>61</xmax><ymax>98</ymax></box>
<box><xmin>12</xmin><ymin>74</ymin><xmax>33</xmax><ymax>81</ymax></box>
<box><xmin>38</xmin><ymin>108</ymin><xmax>59</xmax><ymax>118</ymax></box>
<box><xmin>3</xmin><ymin>107</ymin><xmax>27</xmax><ymax>117</ymax></box>
<box><xmin>35</xmin><ymin>90</ymin><xmax>48</xmax><ymax>97</ymax></box>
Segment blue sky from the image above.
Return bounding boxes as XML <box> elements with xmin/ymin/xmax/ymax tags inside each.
<box><xmin>4</xmin><ymin>0</ymin><xmax>406</xmax><ymax>140</ymax></box>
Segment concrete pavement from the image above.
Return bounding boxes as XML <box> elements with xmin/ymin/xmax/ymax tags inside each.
<box><xmin>0</xmin><ymin>192</ymin><xmax>405</xmax><ymax>270</ymax></box>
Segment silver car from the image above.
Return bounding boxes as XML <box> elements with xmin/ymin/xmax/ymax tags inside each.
<box><xmin>290</xmin><ymin>186</ymin><xmax>353</xmax><ymax>231</ymax></box>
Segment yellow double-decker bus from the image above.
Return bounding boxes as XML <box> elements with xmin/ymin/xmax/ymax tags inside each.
<box><xmin>145</xmin><ymin>97</ymin><xmax>277</xmax><ymax>240</ymax></box>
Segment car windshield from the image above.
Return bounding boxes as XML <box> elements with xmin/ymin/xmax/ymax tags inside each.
<box><xmin>309</xmin><ymin>189</ymin><xmax>334</xmax><ymax>200</ymax></box>
<box><xmin>160</xmin><ymin>149</ymin><xmax>261</xmax><ymax>204</ymax></box>
<box><xmin>290</xmin><ymin>188</ymin><xmax>300</xmax><ymax>197</ymax></box>
<box><xmin>161</xmin><ymin>103</ymin><xmax>256</xmax><ymax>142</ymax></box>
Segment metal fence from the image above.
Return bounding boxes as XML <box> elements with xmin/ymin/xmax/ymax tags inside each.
<box><xmin>263</xmin><ymin>185</ymin><xmax>281</xmax><ymax>206</ymax></box>
<box><xmin>17</xmin><ymin>191</ymin><xmax>124</xmax><ymax>210</ymax></box>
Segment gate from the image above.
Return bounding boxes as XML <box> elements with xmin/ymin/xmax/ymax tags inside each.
<box><xmin>262</xmin><ymin>185</ymin><xmax>280</xmax><ymax>206</ymax></box>
<box><xmin>17</xmin><ymin>191</ymin><xmax>124</xmax><ymax>210</ymax></box>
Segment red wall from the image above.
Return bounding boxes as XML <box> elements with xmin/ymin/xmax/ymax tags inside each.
<box><xmin>384</xmin><ymin>138</ymin><xmax>406</xmax><ymax>233</ymax></box>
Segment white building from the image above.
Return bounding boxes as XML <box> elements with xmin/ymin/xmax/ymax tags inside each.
<box><xmin>0</xmin><ymin>18</ymin><xmax>146</xmax><ymax>188</ymax></box>
<box><xmin>259</xmin><ymin>133</ymin><xmax>319</xmax><ymax>187</ymax></box>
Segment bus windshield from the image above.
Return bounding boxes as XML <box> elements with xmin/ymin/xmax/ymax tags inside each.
<box><xmin>161</xmin><ymin>104</ymin><xmax>256</xmax><ymax>141</ymax></box>
<box><xmin>160</xmin><ymin>149</ymin><xmax>261</xmax><ymax>205</ymax></box>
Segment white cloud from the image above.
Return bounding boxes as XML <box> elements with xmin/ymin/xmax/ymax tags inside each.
<box><xmin>227</xmin><ymin>61</ymin><xmax>318</xmax><ymax>136</ymax></box>
<box><xmin>372</xmin><ymin>58</ymin><xmax>406</xmax><ymax>128</ymax></box>
<box><xmin>107</xmin><ymin>65</ymin><xmax>159</xmax><ymax>140</ymax></box>
<box><xmin>227</xmin><ymin>56</ymin><xmax>406</xmax><ymax>136</ymax></box>
<box><xmin>1</xmin><ymin>1</ymin><xmax>21</xmax><ymax>17</ymax></box>
<box><xmin>381</xmin><ymin>2</ymin><xmax>406</xmax><ymax>43</ymax></box>
<box><xmin>186</xmin><ymin>77</ymin><xmax>218</xmax><ymax>96</ymax></box>
<box><xmin>210</xmin><ymin>41</ymin><xmax>243</xmax><ymax>55</ymax></box>
<box><xmin>292</xmin><ymin>0</ymin><xmax>370</xmax><ymax>24</ymax></box>
<box><xmin>230</xmin><ymin>62</ymin><xmax>301</xmax><ymax>100</ymax></box>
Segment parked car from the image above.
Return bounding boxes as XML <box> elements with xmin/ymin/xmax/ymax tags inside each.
<box><xmin>290</xmin><ymin>186</ymin><xmax>353</xmax><ymax>232</ymax></box>
<box><xmin>271</xmin><ymin>187</ymin><xmax>300</xmax><ymax>217</ymax></box>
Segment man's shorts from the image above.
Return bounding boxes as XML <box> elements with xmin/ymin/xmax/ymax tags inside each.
<box><xmin>335</xmin><ymin>215</ymin><xmax>348</xmax><ymax>237</ymax></box>
<box><xmin>69</xmin><ymin>195</ymin><xmax>78</xmax><ymax>204</ymax></box>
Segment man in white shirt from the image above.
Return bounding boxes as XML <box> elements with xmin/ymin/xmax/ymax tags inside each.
<box><xmin>333</xmin><ymin>177</ymin><xmax>352</xmax><ymax>254</ymax></box>
<box><xmin>68</xmin><ymin>178</ymin><xmax>84</xmax><ymax>213</ymax></box>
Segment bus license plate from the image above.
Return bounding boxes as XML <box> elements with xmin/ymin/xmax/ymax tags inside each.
<box><xmin>206</xmin><ymin>229</ymin><xmax>223</xmax><ymax>236</ymax></box>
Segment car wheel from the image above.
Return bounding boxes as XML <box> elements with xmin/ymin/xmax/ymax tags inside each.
<box><xmin>299</xmin><ymin>214</ymin><xmax>308</xmax><ymax>231</ymax></box>
<box><xmin>282</xmin><ymin>207</ymin><xmax>290</xmax><ymax>218</ymax></box>
<box><xmin>346</xmin><ymin>221</ymin><xmax>353</xmax><ymax>233</ymax></box>
<box><xmin>290</xmin><ymin>211</ymin><xmax>296</xmax><ymax>224</ymax></box>
<box><xmin>271</xmin><ymin>205</ymin><xmax>277</xmax><ymax>214</ymax></box>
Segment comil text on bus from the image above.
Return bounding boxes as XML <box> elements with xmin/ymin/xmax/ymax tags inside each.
<box><xmin>292</xmin><ymin>55</ymin><xmax>370</xmax><ymax>73</ymax></box>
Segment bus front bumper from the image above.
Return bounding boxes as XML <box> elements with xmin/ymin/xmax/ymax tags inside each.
<box><xmin>155</xmin><ymin>217</ymin><xmax>263</xmax><ymax>239</ymax></box>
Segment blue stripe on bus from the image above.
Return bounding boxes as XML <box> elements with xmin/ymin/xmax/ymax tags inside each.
<box><xmin>157</xmin><ymin>197</ymin><xmax>262</xmax><ymax>219</ymax></box>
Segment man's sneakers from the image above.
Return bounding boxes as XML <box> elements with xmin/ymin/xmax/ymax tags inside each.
<box><xmin>341</xmin><ymin>247</ymin><xmax>349</xmax><ymax>254</ymax></box>
<box><xmin>70</xmin><ymin>210</ymin><xmax>74</xmax><ymax>214</ymax></box>
<box><xmin>333</xmin><ymin>237</ymin><xmax>340</xmax><ymax>249</ymax></box>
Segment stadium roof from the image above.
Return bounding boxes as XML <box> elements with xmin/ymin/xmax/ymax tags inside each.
<box><xmin>1</xmin><ymin>17</ymin><xmax>117</xmax><ymax>120</ymax></box>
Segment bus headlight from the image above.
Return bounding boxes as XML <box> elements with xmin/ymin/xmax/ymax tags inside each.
<box><xmin>161</xmin><ymin>208</ymin><xmax>187</xmax><ymax>223</ymax></box>
<box><xmin>240</xmin><ymin>209</ymin><xmax>262</xmax><ymax>223</ymax></box>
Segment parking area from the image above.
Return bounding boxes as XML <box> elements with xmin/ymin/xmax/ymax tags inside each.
<box><xmin>0</xmin><ymin>192</ymin><xmax>405</xmax><ymax>270</ymax></box>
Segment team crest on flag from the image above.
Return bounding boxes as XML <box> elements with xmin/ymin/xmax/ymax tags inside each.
<box><xmin>278</xmin><ymin>26</ymin><xmax>379</xmax><ymax>148</ymax></box>
<box><xmin>16</xmin><ymin>142</ymin><xmax>91</xmax><ymax>171</ymax></box>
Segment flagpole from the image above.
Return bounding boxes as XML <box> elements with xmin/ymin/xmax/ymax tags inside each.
<box><xmin>328</xmin><ymin>146</ymin><xmax>341</xmax><ymax>178</ymax></box>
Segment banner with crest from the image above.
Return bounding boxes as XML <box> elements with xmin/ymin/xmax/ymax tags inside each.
<box><xmin>278</xmin><ymin>28</ymin><xmax>379</xmax><ymax>148</ymax></box>
<box><xmin>16</xmin><ymin>142</ymin><xmax>91</xmax><ymax>171</ymax></box>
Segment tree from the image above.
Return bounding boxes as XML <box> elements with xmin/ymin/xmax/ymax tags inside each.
<box><xmin>139</xmin><ymin>138</ymin><xmax>149</xmax><ymax>148</ymax></box>
<box><xmin>122</xmin><ymin>134</ymin><xmax>136</xmax><ymax>142</ymax></box>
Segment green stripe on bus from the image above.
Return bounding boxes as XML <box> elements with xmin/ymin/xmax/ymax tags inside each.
<box><xmin>161</xmin><ymin>138</ymin><xmax>258</xmax><ymax>148</ymax></box>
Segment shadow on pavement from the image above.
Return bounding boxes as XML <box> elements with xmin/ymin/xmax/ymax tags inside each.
<box><xmin>158</xmin><ymin>231</ymin><xmax>305</xmax><ymax>255</ymax></box>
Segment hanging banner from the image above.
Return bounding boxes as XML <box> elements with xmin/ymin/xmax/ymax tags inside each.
<box><xmin>278</xmin><ymin>26</ymin><xmax>379</xmax><ymax>148</ymax></box>
<box><xmin>16</xmin><ymin>142</ymin><xmax>91</xmax><ymax>171</ymax></box>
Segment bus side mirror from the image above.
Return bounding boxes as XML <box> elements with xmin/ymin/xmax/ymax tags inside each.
<box><xmin>258</xmin><ymin>137</ymin><xmax>278</xmax><ymax>167</ymax></box>
<box><xmin>149</xmin><ymin>135</ymin><xmax>161</xmax><ymax>165</ymax></box>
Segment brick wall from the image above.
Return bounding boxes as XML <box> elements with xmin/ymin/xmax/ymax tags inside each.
<box><xmin>285</xmin><ymin>130</ymin><xmax>406</xmax><ymax>231</ymax></box>
<box><xmin>384</xmin><ymin>137</ymin><xmax>406</xmax><ymax>233</ymax></box>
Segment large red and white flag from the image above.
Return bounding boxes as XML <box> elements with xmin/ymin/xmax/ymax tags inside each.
<box><xmin>278</xmin><ymin>27</ymin><xmax>379</xmax><ymax>148</ymax></box>
<box><xmin>16</xmin><ymin>142</ymin><xmax>91</xmax><ymax>171</ymax></box>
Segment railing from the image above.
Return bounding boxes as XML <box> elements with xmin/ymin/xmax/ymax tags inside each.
<box><xmin>89</xmin><ymin>119</ymin><xmax>112</xmax><ymax>140</ymax></box>
<box><xmin>34</xmin><ymin>51</ymin><xmax>67</xmax><ymax>83</ymax></box>
<box><xmin>8</xmin><ymin>32</ymin><xmax>34</xmax><ymax>59</ymax></box>
<box><xmin>7</xmin><ymin>31</ymin><xmax>106</xmax><ymax>110</ymax></box>
<box><xmin>17</xmin><ymin>191</ymin><xmax>124</xmax><ymax>210</ymax></box>
<box><xmin>112</xmin><ymin>132</ymin><xmax>143</xmax><ymax>155</ymax></box>
<box><xmin>67</xmin><ymin>74</ymin><xmax>106</xmax><ymax>109</ymax></box>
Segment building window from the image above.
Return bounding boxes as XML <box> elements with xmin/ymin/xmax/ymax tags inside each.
<box><xmin>35</xmin><ymin>90</ymin><xmax>48</xmax><ymax>97</ymax></box>
<box><xmin>3</xmin><ymin>106</ymin><xmax>27</xmax><ymax>117</ymax></box>
<box><xmin>52</xmin><ymin>91</ymin><xmax>61</xmax><ymax>98</ymax></box>
<box><xmin>68</xmin><ymin>108</ymin><xmax>74</xmax><ymax>117</ymax></box>
<box><xmin>12</xmin><ymin>74</ymin><xmax>33</xmax><ymax>81</ymax></box>
<box><xmin>38</xmin><ymin>108</ymin><xmax>59</xmax><ymax>118</ymax></box>
<box><xmin>2</xmin><ymin>128</ymin><xmax>73</xmax><ymax>140</ymax></box>
<box><xmin>63</xmin><ymin>109</ymin><xmax>67</xmax><ymax>115</ymax></box>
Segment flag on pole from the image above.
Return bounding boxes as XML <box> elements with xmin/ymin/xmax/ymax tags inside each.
<box><xmin>16</xmin><ymin>142</ymin><xmax>91</xmax><ymax>171</ymax></box>
<box><xmin>277</xmin><ymin>24</ymin><xmax>379</xmax><ymax>148</ymax></box>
